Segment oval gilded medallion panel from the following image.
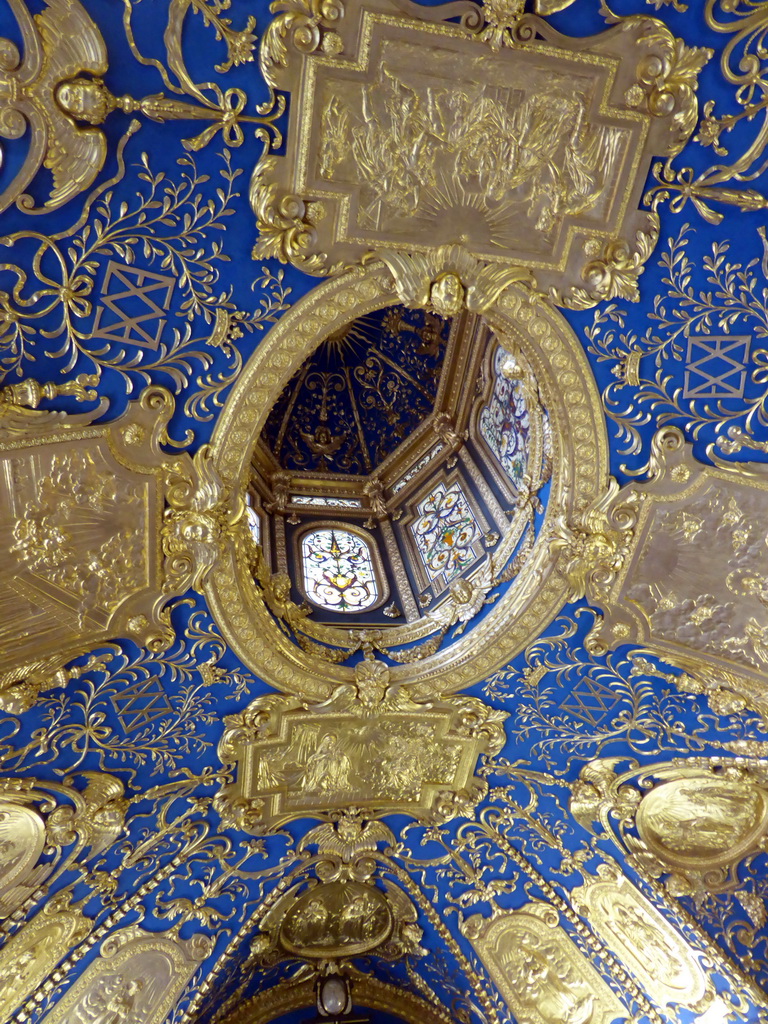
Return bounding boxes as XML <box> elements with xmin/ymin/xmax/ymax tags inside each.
<box><xmin>636</xmin><ymin>777</ymin><xmax>768</xmax><ymax>870</ymax></box>
<box><xmin>206</xmin><ymin>263</ymin><xmax>608</xmax><ymax>697</ymax></box>
<box><xmin>279</xmin><ymin>881</ymin><xmax>393</xmax><ymax>958</ymax></box>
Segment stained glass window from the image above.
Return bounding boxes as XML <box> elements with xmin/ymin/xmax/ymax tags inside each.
<box><xmin>411</xmin><ymin>481</ymin><xmax>481</xmax><ymax>583</ymax></box>
<box><xmin>246</xmin><ymin>505</ymin><xmax>261</xmax><ymax>545</ymax></box>
<box><xmin>479</xmin><ymin>347</ymin><xmax>531</xmax><ymax>487</ymax></box>
<box><xmin>301</xmin><ymin>528</ymin><xmax>379</xmax><ymax>612</ymax></box>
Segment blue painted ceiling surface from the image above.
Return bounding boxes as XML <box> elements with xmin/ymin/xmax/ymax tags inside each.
<box><xmin>261</xmin><ymin>305</ymin><xmax>450</xmax><ymax>475</ymax></box>
<box><xmin>2</xmin><ymin>0</ymin><xmax>768</xmax><ymax>1022</ymax></box>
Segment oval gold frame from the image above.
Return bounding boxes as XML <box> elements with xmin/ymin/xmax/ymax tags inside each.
<box><xmin>206</xmin><ymin>264</ymin><xmax>608</xmax><ymax>699</ymax></box>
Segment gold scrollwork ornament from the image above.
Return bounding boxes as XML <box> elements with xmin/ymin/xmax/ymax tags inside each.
<box><xmin>251</xmin><ymin>0</ymin><xmax>709</xmax><ymax>306</ymax></box>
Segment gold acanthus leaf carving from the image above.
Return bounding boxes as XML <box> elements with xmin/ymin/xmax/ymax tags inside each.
<box><xmin>162</xmin><ymin>446</ymin><xmax>244</xmax><ymax>594</ymax></box>
<box><xmin>378</xmin><ymin>246</ymin><xmax>535</xmax><ymax>318</ymax></box>
<box><xmin>552</xmin><ymin>215</ymin><xmax>660</xmax><ymax>310</ymax></box>
<box><xmin>260</xmin><ymin>0</ymin><xmax>345</xmax><ymax>88</ymax></box>
<box><xmin>551</xmin><ymin>480</ymin><xmax>638</xmax><ymax>605</ymax></box>
<box><xmin>628</xmin><ymin>20</ymin><xmax>713</xmax><ymax>156</ymax></box>
<box><xmin>250</xmin><ymin>153</ymin><xmax>339</xmax><ymax>274</ymax></box>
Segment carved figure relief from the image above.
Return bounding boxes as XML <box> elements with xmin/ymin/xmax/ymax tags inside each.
<box><xmin>637</xmin><ymin>776</ymin><xmax>768</xmax><ymax>868</ymax></box>
<box><xmin>0</xmin><ymin>901</ymin><xmax>90</xmax><ymax>1024</ymax></box>
<box><xmin>38</xmin><ymin>925</ymin><xmax>210</xmax><ymax>1024</ymax></box>
<box><xmin>564</xmin><ymin>426</ymin><xmax>768</xmax><ymax>723</ymax></box>
<box><xmin>215</xmin><ymin>685</ymin><xmax>506</xmax><ymax>831</ymax></box>
<box><xmin>252</xmin><ymin>0</ymin><xmax>708</xmax><ymax>305</ymax></box>
<box><xmin>0</xmin><ymin>387</ymin><xmax>234</xmax><ymax>712</ymax></box>
<box><xmin>571</xmin><ymin>863</ymin><xmax>709</xmax><ymax>1010</ymax></box>
<box><xmin>572</xmin><ymin>760</ymin><xmax>768</xmax><ymax>899</ymax></box>
<box><xmin>0</xmin><ymin>0</ymin><xmax>110</xmax><ymax>213</ymax></box>
<box><xmin>279</xmin><ymin>882</ymin><xmax>392</xmax><ymax>957</ymax></box>
<box><xmin>463</xmin><ymin>902</ymin><xmax>625</xmax><ymax>1024</ymax></box>
<box><xmin>318</xmin><ymin>60</ymin><xmax>626</xmax><ymax>245</ymax></box>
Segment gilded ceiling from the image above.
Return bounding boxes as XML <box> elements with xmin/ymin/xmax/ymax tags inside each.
<box><xmin>2</xmin><ymin>0</ymin><xmax>768</xmax><ymax>1022</ymax></box>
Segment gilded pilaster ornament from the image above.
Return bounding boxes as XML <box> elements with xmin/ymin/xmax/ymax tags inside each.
<box><xmin>0</xmin><ymin>895</ymin><xmax>90</xmax><ymax>1024</ymax></box>
<box><xmin>250</xmin><ymin>0</ymin><xmax>707</xmax><ymax>306</ymax></box>
<box><xmin>562</xmin><ymin>425</ymin><xmax>768</xmax><ymax>724</ymax></box>
<box><xmin>552</xmin><ymin>480</ymin><xmax>638</xmax><ymax>604</ymax></box>
<box><xmin>162</xmin><ymin>446</ymin><xmax>246</xmax><ymax>594</ymax></box>
<box><xmin>571</xmin><ymin>860</ymin><xmax>717</xmax><ymax>1014</ymax></box>
<box><xmin>36</xmin><ymin>924</ymin><xmax>211</xmax><ymax>1024</ymax></box>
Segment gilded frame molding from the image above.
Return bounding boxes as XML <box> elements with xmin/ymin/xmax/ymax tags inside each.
<box><xmin>206</xmin><ymin>266</ymin><xmax>608</xmax><ymax>699</ymax></box>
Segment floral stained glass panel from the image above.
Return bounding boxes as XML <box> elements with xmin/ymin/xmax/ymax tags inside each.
<box><xmin>479</xmin><ymin>347</ymin><xmax>531</xmax><ymax>487</ymax></box>
<box><xmin>301</xmin><ymin>529</ymin><xmax>379</xmax><ymax>612</ymax></box>
<box><xmin>412</xmin><ymin>481</ymin><xmax>481</xmax><ymax>583</ymax></box>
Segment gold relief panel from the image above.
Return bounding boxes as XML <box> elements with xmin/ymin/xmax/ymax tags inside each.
<box><xmin>637</xmin><ymin>773</ymin><xmax>768</xmax><ymax>875</ymax></box>
<box><xmin>558</xmin><ymin>425</ymin><xmax>768</xmax><ymax>723</ymax></box>
<box><xmin>252</xmin><ymin>0</ymin><xmax>709</xmax><ymax>306</ymax></box>
<box><xmin>571</xmin><ymin>861</ymin><xmax>711</xmax><ymax>1012</ymax></box>
<box><xmin>463</xmin><ymin>902</ymin><xmax>627</xmax><ymax>1024</ymax></box>
<box><xmin>0</xmin><ymin>897</ymin><xmax>90</xmax><ymax>1024</ymax></box>
<box><xmin>0</xmin><ymin>386</ymin><xmax>239</xmax><ymax>712</ymax></box>
<box><xmin>572</xmin><ymin>759</ymin><xmax>768</xmax><ymax>899</ymax></box>
<box><xmin>38</xmin><ymin>924</ymin><xmax>211</xmax><ymax>1024</ymax></box>
<box><xmin>279</xmin><ymin>881</ymin><xmax>392</xmax><ymax>957</ymax></box>
<box><xmin>254</xmin><ymin>876</ymin><xmax>421</xmax><ymax>962</ymax></box>
<box><xmin>214</xmin><ymin>682</ymin><xmax>507</xmax><ymax>831</ymax></box>
<box><xmin>206</xmin><ymin>268</ymin><xmax>608</xmax><ymax>699</ymax></box>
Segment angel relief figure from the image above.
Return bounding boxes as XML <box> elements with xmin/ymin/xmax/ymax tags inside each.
<box><xmin>298</xmin><ymin>732</ymin><xmax>353</xmax><ymax>797</ymax></box>
<box><xmin>318</xmin><ymin>62</ymin><xmax>623</xmax><ymax>245</ymax></box>
<box><xmin>72</xmin><ymin>973</ymin><xmax>148</xmax><ymax>1024</ymax></box>
<box><xmin>0</xmin><ymin>0</ymin><xmax>110</xmax><ymax>213</ymax></box>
